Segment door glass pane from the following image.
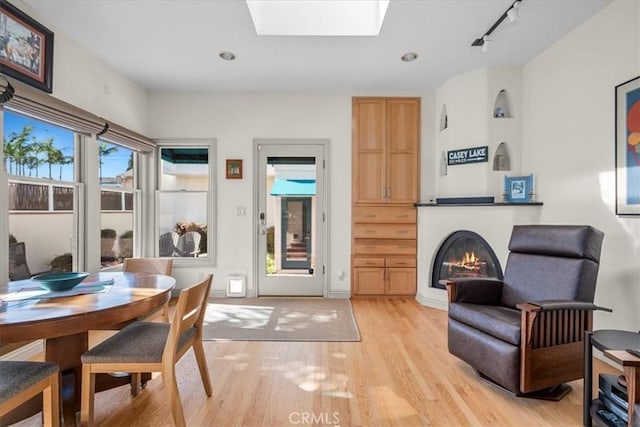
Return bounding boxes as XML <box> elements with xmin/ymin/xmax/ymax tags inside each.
<box><xmin>265</xmin><ymin>157</ymin><xmax>316</xmax><ymax>276</ymax></box>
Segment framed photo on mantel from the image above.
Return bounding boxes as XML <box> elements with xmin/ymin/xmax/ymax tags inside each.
<box><xmin>0</xmin><ymin>0</ymin><xmax>54</xmax><ymax>93</ymax></box>
<box><xmin>504</xmin><ymin>174</ymin><xmax>533</xmax><ymax>203</ymax></box>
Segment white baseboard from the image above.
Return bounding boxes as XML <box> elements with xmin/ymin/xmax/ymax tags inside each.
<box><xmin>327</xmin><ymin>290</ymin><xmax>351</xmax><ymax>299</ymax></box>
<box><xmin>416</xmin><ymin>293</ymin><xmax>448</xmax><ymax>311</ymax></box>
<box><xmin>0</xmin><ymin>340</ymin><xmax>43</xmax><ymax>361</ymax></box>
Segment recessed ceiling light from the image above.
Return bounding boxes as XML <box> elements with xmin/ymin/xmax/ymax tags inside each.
<box><xmin>401</xmin><ymin>52</ymin><xmax>418</xmax><ymax>62</ymax></box>
<box><xmin>219</xmin><ymin>51</ymin><xmax>236</xmax><ymax>61</ymax></box>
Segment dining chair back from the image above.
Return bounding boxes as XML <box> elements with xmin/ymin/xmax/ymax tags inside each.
<box><xmin>123</xmin><ymin>258</ymin><xmax>173</xmax><ymax>321</ymax></box>
<box><xmin>123</xmin><ymin>257</ymin><xmax>173</xmax><ymax>275</ymax></box>
<box><xmin>0</xmin><ymin>361</ymin><xmax>60</xmax><ymax>427</ymax></box>
<box><xmin>80</xmin><ymin>274</ymin><xmax>213</xmax><ymax>427</ymax></box>
<box><xmin>8</xmin><ymin>242</ymin><xmax>31</xmax><ymax>281</ymax></box>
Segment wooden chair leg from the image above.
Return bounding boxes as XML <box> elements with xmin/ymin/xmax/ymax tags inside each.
<box><xmin>131</xmin><ymin>373</ymin><xmax>141</xmax><ymax>397</ymax></box>
<box><xmin>80</xmin><ymin>365</ymin><xmax>95</xmax><ymax>427</ymax></box>
<box><xmin>164</xmin><ymin>366</ymin><xmax>186</xmax><ymax>427</ymax></box>
<box><xmin>43</xmin><ymin>372</ymin><xmax>60</xmax><ymax>427</ymax></box>
<box><xmin>162</xmin><ymin>303</ymin><xmax>170</xmax><ymax>323</ymax></box>
<box><xmin>193</xmin><ymin>341</ymin><xmax>212</xmax><ymax>396</ymax></box>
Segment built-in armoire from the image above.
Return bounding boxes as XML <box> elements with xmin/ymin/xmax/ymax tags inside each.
<box><xmin>351</xmin><ymin>97</ymin><xmax>420</xmax><ymax>296</ymax></box>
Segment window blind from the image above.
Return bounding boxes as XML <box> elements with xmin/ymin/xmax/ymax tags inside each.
<box><xmin>0</xmin><ymin>76</ymin><xmax>154</xmax><ymax>152</ymax></box>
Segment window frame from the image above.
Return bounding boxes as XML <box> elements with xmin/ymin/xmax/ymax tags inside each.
<box><xmin>3</xmin><ymin>111</ymin><xmax>84</xmax><ymax>273</ymax></box>
<box><xmin>97</xmin><ymin>141</ymin><xmax>141</xmax><ymax>269</ymax></box>
<box><xmin>155</xmin><ymin>140</ymin><xmax>216</xmax><ymax>266</ymax></box>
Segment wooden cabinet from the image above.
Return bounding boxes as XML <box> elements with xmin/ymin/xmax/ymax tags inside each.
<box><xmin>351</xmin><ymin>97</ymin><xmax>419</xmax><ymax>297</ymax></box>
<box><xmin>352</xmin><ymin>98</ymin><xmax>419</xmax><ymax>205</ymax></box>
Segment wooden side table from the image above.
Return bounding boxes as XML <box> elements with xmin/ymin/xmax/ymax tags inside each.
<box><xmin>603</xmin><ymin>350</ymin><xmax>640</xmax><ymax>425</ymax></box>
<box><xmin>584</xmin><ymin>330</ymin><xmax>640</xmax><ymax>426</ymax></box>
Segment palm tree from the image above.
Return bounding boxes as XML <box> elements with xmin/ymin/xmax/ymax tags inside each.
<box><xmin>25</xmin><ymin>139</ymin><xmax>43</xmax><ymax>177</ymax></box>
<box><xmin>4</xmin><ymin>125</ymin><xmax>33</xmax><ymax>176</ymax></box>
<box><xmin>58</xmin><ymin>154</ymin><xmax>73</xmax><ymax>181</ymax></box>
<box><xmin>98</xmin><ymin>141</ymin><xmax>118</xmax><ymax>183</ymax></box>
<box><xmin>40</xmin><ymin>137</ymin><xmax>63</xmax><ymax>179</ymax></box>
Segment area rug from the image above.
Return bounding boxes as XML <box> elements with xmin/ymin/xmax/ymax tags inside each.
<box><xmin>202</xmin><ymin>298</ymin><xmax>361</xmax><ymax>342</ymax></box>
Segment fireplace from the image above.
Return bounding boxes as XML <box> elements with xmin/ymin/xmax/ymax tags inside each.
<box><xmin>431</xmin><ymin>230</ymin><xmax>503</xmax><ymax>289</ymax></box>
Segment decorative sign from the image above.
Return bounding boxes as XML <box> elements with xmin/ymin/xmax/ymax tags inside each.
<box><xmin>447</xmin><ymin>146</ymin><xmax>489</xmax><ymax>166</ymax></box>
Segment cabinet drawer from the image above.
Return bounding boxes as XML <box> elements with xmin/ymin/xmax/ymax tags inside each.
<box><xmin>353</xmin><ymin>257</ymin><xmax>385</xmax><ymax>267</ymax></box>
<box><xmin>353</xmin><ymin>206</ymin><xmax>416</xmax><ymax>224</ymax></box>
<box><xmin>386</xmin><ymin>257</ymin><xmax>416</xmax><ymax>268</ymax></box>
<box><xmin>354</xmin><ymin>239</ymin><xmax>416</xmax><ymax>255</ymax></box>
<box><xmin>353</xmin><ymin>223</ymin><xmax>416</xmax><ymax>239</ymax></box>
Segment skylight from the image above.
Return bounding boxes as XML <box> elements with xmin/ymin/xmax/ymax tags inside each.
<box><xmin>246</xmin><ymin>0</ymin><xmax>390</xmax><ymax>36</ymax></box>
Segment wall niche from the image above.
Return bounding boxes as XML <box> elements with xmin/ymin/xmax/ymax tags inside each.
<box><xmin>493</xmin><ymin>89</ymin><xmax>513</xmax><ymax>118</ymax></box>
<box><xmin>492</xmin><ymin>142</ymin><xmax>511</xmax><ymax>171</ymax></box>
<box><xmin>440</xmin><ymin>104</ymin><xmax>448</xmax><ymax>131</ymax></box>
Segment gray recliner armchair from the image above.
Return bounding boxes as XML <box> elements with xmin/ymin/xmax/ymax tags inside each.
<box><xmin>443</xmin><ymin>225</ymin><xmax>607</xmax><ymax>399</ymax></box>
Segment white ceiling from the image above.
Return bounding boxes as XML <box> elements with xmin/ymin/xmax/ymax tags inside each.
<box><xmin>24</xmin><ymin>0</ymin><xmax>610</xmax><ymax>93</ymax></box>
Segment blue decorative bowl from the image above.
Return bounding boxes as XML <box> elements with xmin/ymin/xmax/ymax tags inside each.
<box><xmin>31</xmin><ymin>272</ymin><xmax>90</xmax><ymax>292</ymax></box>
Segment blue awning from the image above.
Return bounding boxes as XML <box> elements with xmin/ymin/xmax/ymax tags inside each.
<box><xmin>270</xmin><ymin>179</ymin><xmax>316</xmax><ymax>196</ymax></box>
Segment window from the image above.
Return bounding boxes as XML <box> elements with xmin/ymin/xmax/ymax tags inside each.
<box><xmin>99</xmin><ymin>140</ymin><xmax>137</xmax><ymax>268</ymax></box>
<box><xmin>4</xmin><ymin>111</ymin><xmax>79</xmax><ymax>278</ymax></box>
<box><xmin>157</xmin><ymin>145</ymin><xmax>213</xmax><ymax>262</ymax></box>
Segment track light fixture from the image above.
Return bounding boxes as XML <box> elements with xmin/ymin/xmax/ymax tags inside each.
<box><xmin>507</xmin><ymin>1</ymin><xmax>519</xmax><ymax>22</ymax></box>
<box><xmin>481</xmin><ymin>36</ymin><xmax>491</xmax><ymax>53</ymax></box>
<box><xmin>472</xmin><ymin>0</ymin><xmax>522</xmax><ymax>51</ymax></box>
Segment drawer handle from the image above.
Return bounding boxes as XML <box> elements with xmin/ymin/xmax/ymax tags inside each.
<box><xmin>396</xmin><ymin>230</ymin><xmax>409</xmax><ymax>234</ymax></box>
<box><xmin>365</xmin><ymin>230</ymin><xmax>376</xmax><ymax>234</ymax></box>
<box><xmin>364</xmin><ymin>246</ymin><xmax>376</xmax><ymax>250</ymax></box>
<box><xmin>365</xmin><ymin>214</ymin><xmax>376</xmax><ymax>218</ymax></box>
<box><xmin>365</xmin><ymin>262</ymin><xmax>376</xmax><ymax>265</ymax></box>
<box><xmin>396</xmin><ymin>262</ymin><xmax>407</xmax><ymax>265</ymax></box>
<box><xmin>397</xmin><ymin>214</ymin><xmax>409</xmax><ymax>218</ymax></box>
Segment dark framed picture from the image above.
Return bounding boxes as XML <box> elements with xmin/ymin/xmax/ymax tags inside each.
<box><xmin>615</xmin><ymin>75</ymin><xmax>640</xmax><ymax>215</ymax></box>
<box><xmin>0</xmin><ymin>0</ymin><xmax>54</xmax><ymax>93</ymax></box>
<box><xmin>226</xmin><ymin>159</ymin><xmax>242</xmax><ymax>179</ymax></box>
<box><xmin>504</xmin><ymin>174</ymin><xmax>533</xmax><ymax>203</ymax></box>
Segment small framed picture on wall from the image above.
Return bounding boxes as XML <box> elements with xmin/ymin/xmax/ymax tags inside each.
<box><xmin>226</xmin><ymin>159</ymin><xmax>243</xmax><ymax>179</ymax></box>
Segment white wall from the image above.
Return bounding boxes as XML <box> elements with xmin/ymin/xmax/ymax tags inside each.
<box><xmin>13</xmin><ymin>0</ymin><xmax>149</xmax><ymax>134</ymax></box>
<box><xmin>522</xmin><ymin>0</ymin><xmax>640</xmax><ymax>330</ymax></box>
<box><xmin>148</xmin><ymin>93</ymin><xmax>352</xmax><ymax>295</ymax></box>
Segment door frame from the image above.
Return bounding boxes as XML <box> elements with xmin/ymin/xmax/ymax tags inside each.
<box><xmin>252</xmin><ymin>139</ymin><xmax>329</xmax><ymax>297</ymax></box>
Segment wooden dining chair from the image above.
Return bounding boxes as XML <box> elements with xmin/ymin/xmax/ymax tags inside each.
<box><xmin>123</xmin><ymin>257</ymin><xmax>173</xmax><ymax>321</ymax></box>
<box><xmin>80</xmin><ymin>274</ymin><xmax>213</xmax><ymax>427</ymax></box>
<box><xmin>0</xmin><ymin>361</ymin><xmax>60</xmax><ymax>427</ymax></box>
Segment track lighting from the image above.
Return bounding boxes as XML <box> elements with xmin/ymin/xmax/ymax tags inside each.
<box><xmin>481</xmin><ymin>36</ymin><xmax>491</xmax><ymax>53</ymax></box>
<box><xmin>507</xmin><ymin>2</ymin><xmax>519</xmax><ymax>22</ymax></box>
<box><xmin>472</xmin><ymin>0</ymin><xmax>522</xmax><ymax>50</ymax></box>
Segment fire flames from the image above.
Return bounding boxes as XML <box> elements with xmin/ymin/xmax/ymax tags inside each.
<box><xmin>447</xmin><ymin>251</ymin><xmax>485</xmax><ymax>276</ymax></box>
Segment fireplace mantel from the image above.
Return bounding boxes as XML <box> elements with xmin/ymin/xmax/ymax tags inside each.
<box><xmin>416</xmin><ymin>203</ymin><xmax>543</xmax><ymax>310</ymax></box>
<box><xmin>416</xmin><ymin>202</ymin><xmax>543</xmax><ymax>207</ymax></box>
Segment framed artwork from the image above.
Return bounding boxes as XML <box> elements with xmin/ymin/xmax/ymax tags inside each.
<box><xmin>615</xmin><ymin>75</ymin><xmax>640</xmax><ymax>215</ymax></box>
<box><xmin>504</xmin><ymin>174</ymin><xmax>533</xmax><ymax>203</ymax></box>
<box><xmin>226</xmin><ymin>159</ymin><xmax>243</xmax><ymax>179</ymax></box>
<box><xmin>0</xmin><ymin>0</ymin><xmax>54</xmax><ymax>93</ymax></box>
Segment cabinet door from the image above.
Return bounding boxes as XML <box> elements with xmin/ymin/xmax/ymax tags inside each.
<box><xmin>353</xmin><ymin>99</ymin><xmax>386</xmax><ymax>204</ymax></box>
<box><xmin>387</xmin><ymin>99</ymin><xmax>419</xmax><ymax>204</ymax></box>
<box><xmin>353</xmin><ymin>267</ymin><xmax>385</xmax><ymax>295</ymax></box>
<box><xmin>386</xmin><ymin>268</ymin><xmax>417</xmax><ymax>295</ymax></box>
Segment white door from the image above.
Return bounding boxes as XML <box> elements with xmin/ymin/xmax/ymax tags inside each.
<box><xmin>256</xmin><ymin>141</ymin><xmax>326</xmax><ymax>296</ymax></box>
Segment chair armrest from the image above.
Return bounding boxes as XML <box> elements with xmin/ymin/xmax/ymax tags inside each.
<box><xmin>516</xmin><ymin>300</ymin><xmax>613</xmax><ymax>312</ymax></box>
<box><xmin>442</xmin><ymin>278</ymin><xmax>503</xmax><ymax>304</ymax></box>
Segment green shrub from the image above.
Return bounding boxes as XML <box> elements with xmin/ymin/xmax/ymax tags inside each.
<box><xmin>49</xmin><ymin>253</ymin><xmax>73</xmax><ymax>272</ymax></box>
<box><xmin>101</xmin><ymin>229</ymin><xmax>117</xmax><ymax>239</ymax></box>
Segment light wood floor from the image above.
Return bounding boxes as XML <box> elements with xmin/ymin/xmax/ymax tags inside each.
<box><xmin>13</xmin><ymin>298</ymin><xmax>616</xmax><ymax>426</ymax></box>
